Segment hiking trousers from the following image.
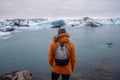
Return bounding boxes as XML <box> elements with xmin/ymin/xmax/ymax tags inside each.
<box><xmin>51</xmin><ymin>72</ymin><xmax>70</xmax><ymax>80</ymax></box>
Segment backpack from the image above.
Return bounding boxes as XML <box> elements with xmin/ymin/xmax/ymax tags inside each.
<box><xmin>55</xmin><ymin>42</ymin><xmax>70</xmax><ymax>66</ymax></box>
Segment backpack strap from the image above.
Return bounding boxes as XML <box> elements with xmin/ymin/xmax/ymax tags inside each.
<box><xmin>56</xmin><ymin>42</ymin><xmax>67</xmax><ymax>47</ymax></box>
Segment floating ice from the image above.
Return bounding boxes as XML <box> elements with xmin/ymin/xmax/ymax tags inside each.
<box><xmin>0</xmin><ymin>17</ymin><xmax>120</xmax><ymax>32</ymax></box>
<box><xmin>0</xmin><ymin>31</ymin><xmax>11</xmax><ymax>36</ymax></box>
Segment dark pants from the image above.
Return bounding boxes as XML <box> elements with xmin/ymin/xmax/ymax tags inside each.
<box><xmin>51</xmin><ymin>72</ymin><xmax>70</xmax><ymax>80</ymax></box>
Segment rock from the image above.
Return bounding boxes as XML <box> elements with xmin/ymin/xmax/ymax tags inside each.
<box><xmin>94</xmin><ymin>63</ymin><xmax>113</xmax><ymax>80</ymax></box>
<box><xmin>0</xmin><ymin>70</ymin><xmax>32</xmax><ymax>80</ymax></box>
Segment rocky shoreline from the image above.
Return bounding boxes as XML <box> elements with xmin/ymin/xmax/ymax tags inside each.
<box><xmin>0</xmin><ymin>70</ymin><xmax>32</xmax><ymax>80</ymax></box>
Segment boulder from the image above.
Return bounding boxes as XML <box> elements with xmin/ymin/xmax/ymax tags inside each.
<box><xmin>0</xmin><ymin>70</ymin><xmax>32</xmax><ymax>80</ymax></box>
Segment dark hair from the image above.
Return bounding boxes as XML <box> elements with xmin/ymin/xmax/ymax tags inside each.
<box><xmin>58</xmin><ymin>27</ymin><xmax>66</xmax><ymax>34</ymax></box>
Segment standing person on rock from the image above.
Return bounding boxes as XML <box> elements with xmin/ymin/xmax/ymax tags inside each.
<box><xmin>48</xmin><ymin>27</ymin><xmax>76</xmax><ymax>80</ymax></box>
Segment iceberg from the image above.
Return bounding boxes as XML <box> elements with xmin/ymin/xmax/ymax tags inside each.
<box><xmin>38</xmin><ymin>23</ymin><xmax>54</xmax><ymax>29</ymax></box>
<box><xmin>82</xmin><ymin>17</ymin><xmax>102</xmax><ymax>27</ymax></box>
<box><xmin>96</xmin><ymin>18</ymin><xmax>120</xmax><ymax>26</ymax></box>
<box><xmin>13</xmin><ymin>23</ymin><xmax>53</xmax><ymax>32</ymax></box>
<box><xmin>0</xmin><ymin>17</ymin><xmax>120</xmax><ymax>39</ymax></box>
<box><xmin>51</xmin><ymin>20</ymin><xmax>65</xmax><ymax>28</ymax></box>
<box><xmin>65</xmin><ymin>17</ymin><xmax>120</xmax><ymax>28</ymax></box>
<box><xmin>0</xmin><ymin>17</ymin><xmax>120</xmax><ymax>33</ymax></box>
<box><xmin>0</xmin><ymin>26</ymin><xmax>15</xmax><ymax>32</ymax></box>
<box><xmin>0</xmin><ymin>31</ymin><xmax>11</xmax><ymax>37</ymax></box>
<box><xmin>65</xmin><ymin>17</ymin><xmax>102</xmax><ymax>28</ymax></box>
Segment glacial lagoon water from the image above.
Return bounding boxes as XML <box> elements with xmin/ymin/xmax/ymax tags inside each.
<box><xmin>0</xmin><ymin>26</ymin><xmax>120</xmax><ymax>79</ymax></box>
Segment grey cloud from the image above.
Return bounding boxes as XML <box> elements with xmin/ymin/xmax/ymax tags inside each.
<box><xmin>0</xmin><ymin>0</ymin><xmax>120</xmax><ymax>18</ymax></box>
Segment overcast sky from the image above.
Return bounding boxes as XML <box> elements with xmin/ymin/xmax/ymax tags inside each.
<box><xmin>0</xmin><ymin>0</ymin><xmax>120</xmax><ymax>19</ymax></box>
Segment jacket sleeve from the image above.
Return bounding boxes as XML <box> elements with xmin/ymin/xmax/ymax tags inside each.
<box><xmin>48</xmin><ymin>42</ymin><xmax>55</xmax><ymax>66</ymax></box>
<box><xmin>70</xmin><ymin>42</ymin><xmax>76</xmax><ymax>70</ymax></box>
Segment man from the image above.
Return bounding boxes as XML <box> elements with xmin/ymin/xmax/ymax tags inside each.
<box><xmin>48</xmin><ymin>27</ymin><xmax>76</xmax><ymax>80</ymax></box>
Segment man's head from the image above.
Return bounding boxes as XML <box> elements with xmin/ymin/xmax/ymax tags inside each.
<box><xmin>58</xmin><ymin>27</ymin><xmax>66</xmax><ymax>34</ymax></box>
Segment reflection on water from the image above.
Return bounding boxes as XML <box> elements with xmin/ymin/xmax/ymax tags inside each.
<box><xmin>0</xmin><ymin>26</ymin><xmax>120</xmax><ymax>80</ymax></box>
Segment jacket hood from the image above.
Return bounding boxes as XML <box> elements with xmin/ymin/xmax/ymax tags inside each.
<box><xmin>53</xmin><ymin>33</ymin><xmax>70</xmax><ymax>43</ymax></box>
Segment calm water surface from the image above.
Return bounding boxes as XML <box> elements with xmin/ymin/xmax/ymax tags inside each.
<box><xmin>0</xmin><ymin>26</ymin><xmax>120</xmax><ymax>79</ymax></box>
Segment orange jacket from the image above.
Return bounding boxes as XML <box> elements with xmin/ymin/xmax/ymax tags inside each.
<box><xmin>48</xmin><ymin>33</ymin><xmax>76</xmax><ymax>74</ymax></box>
